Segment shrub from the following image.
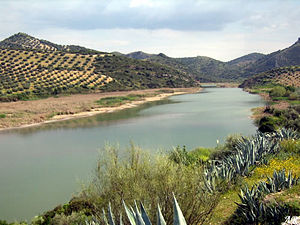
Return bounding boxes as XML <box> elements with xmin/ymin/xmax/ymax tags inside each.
<box><xmin>270</xmin><ymin>86</ymin><xmax>286</xmax><ymax>98</ymax></box>
<box><xmin>259</xmin><ymin>116</ymin><xmax>280</xmax><ymax>133</ymax></box>
<box><xmin>169</xmin><ymin>146</ymin><xmax>212</xmax><ymax>165</ymax></box>
<box><xmin>82</xmin><ymin>145</ymin><xmax>220</xmax><ymax>225</ymax></box>
<box><xmin>0</xmin><ymin>114</ymin><xmax>6</xmax><ymax>119</ymax></box>
<box><xmin>280</xmin><ymin>139</ymin><xmax>300</xmax><ymax>154</ymax></box>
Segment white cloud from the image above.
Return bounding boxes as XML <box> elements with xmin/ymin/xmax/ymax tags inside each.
<box><xmin>129</xmin><ymin>0</ymin><xmax>154</xmax><ymax>8</ymax></box>
<box><xmin>0</xmin><ymin>0</ymin><xmax>299</xmax><ymax>61</ymax></box>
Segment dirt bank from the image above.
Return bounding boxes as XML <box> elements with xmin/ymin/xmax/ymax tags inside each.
<box><xmin>0</xmin><ymin>88</ymin><xmax>200</xmax><ymax>131</ymax></box>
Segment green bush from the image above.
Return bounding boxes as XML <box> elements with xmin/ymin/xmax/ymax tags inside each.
<box><xmin>96</xmin><ymin>94</ymin><xmax>144</xmax><ymax>107</ymax></box>
<box><xmin>0</xmin><ymin>114</ymin><xmax>6</xmax><ymax>119</ymax></box>
<box><xmin>209</xmin><ymin>134</ymin><xmax>245</xmax><ymax>160</ymax></box>
<box><xmin>82</xmin><ymin>145</ymin><xmax>220</xmax><ymax>225</ymax></box>
<box><xmin>169</xmin><ymin>145</ymin><xmax>213</xmax><ymax>165</ymax></box>
<box><xmin>280</xmin><ymin>139</ymin><xmax>300</xmax><ymax>154</ymax></box>
<box><xmin>270</xmin><ymin>86</ymin><xmax>286</xmax><ymax>98</ymax></box>
<box><xmin>259</xmin><ymin>116</ymin><xmax>281</xmax><ymax>133</ymax></box>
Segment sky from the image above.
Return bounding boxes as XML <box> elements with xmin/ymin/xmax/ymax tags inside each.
<box><xmin>0</xmin><ymin>0</ymin><xmax>299</xmax><ymax>61</ymax></box>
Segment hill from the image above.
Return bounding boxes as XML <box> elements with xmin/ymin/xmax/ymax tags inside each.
<box><xmin>227</xmin><ymin>53</ymin><xmax>265</xmax><ymax>67</ymax></box>
<box><xmin>121</xmin><ymin>38</ymin><xmax>300</xmax><ymax>82</ymax></box>
<box><xmin>141</xmin><ymin>54</ymin><xmax>242</xmax><ymax>82</ymax></box>
<box><xmin>125</xmin><ymin>51</ymin><xmax>156</xmax><ymax>60</ymax></box>
<box><xmin>0</xmin><ymin>33</ymin><xmax>196</xmax><ymax>101</ymax></box>
<box><xmin>0</xmin><ymin>48</ymin><xmax>114</xmax><ymax>101</ymax></box>
<box><xmin>122</xmin><ymin>52</ymin><xmax>260</xmax><ymax>82</ymax></box>
<box><xmin>0</xmin><ymin>32</ymin><xmax>102</xmax><ymax>55</ymax></box>
<box><xmin>244</xmin><ymin>38</ymin><xmax>300</xmax><ymax>76</ymax></box>
<box><xmin>239</xmin><ymin>66</ymin><xmax>300</xmax><ymax>88</ymax></box>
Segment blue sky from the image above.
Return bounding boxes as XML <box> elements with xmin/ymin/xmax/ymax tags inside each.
<box><xmin>0</xmin><ymin>0</ymin><xmax>299</xmax><ymax>61</ymax></box>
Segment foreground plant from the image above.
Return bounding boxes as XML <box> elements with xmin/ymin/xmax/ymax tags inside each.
<box><xmin>86</xmin><ymin>194</ymin><xmax>186</xmax><ymax>225</ymax></box>
<box><xmin>204</xmin><ymin>129</ymin><xmax>299</xmax><ymax>192</ymax></box>
<box><xmin>82</xmin><ymin>144</ymin><xmax>219</xmax><ymax>224</ymax></box>
<box><xmin>233</xmin><ymin>169</ymin><xmax>299</xmax><ymax>224</ymax></box>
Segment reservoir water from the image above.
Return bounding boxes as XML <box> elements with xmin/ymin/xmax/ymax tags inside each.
<box><xmin>0</xmin><ymin>88</ymin><xmax>265</xmax><ymax>222</ymax></box>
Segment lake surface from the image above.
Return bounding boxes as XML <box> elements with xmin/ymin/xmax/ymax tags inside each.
<box><xmin>0</xmin><ymin>88</ymin><xmax>265</xmax><ymax>222</ymax></box>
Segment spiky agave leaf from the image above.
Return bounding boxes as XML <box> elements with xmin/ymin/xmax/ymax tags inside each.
<box><xmin>102</xmin><ymin>208</ymin><xmax>109</xmax><ymax>225</ymax></box>
<box><xmin>172</xmin><ymin>193</ymin><xmax>187</xmax><ymax>225</ymax></box>
<box><xmin>156</xmin><ymin>204</ymin><xmax>166</xmax><ymax>225</ymax></box>
<box><xmin>108</xmin><ymin>202</ymin><xmax>116</xmax><ymax>225</ymax></box>
<box><xmin>140</xmin><ymin>202</ymin><xmax>152</xmax><ymax>225</ymax></box>
<box><xmin>134</xmin><ymin>201</ymin><xmax>146</xmax><ymax>225</ymax></box>
<box><xmin>123</xmin><ymin>200</ymin><xmax>136</xmax><ymax>225</ymax></box>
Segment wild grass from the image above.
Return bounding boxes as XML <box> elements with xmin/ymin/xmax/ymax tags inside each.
<box><xmin>95</xmin><ymin>94</ymin><xmax>145</xmax><ymax>107</ymax></box>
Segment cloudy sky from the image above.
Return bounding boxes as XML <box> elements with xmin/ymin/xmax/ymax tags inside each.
<box><xmin>0</xmin><ymin>0</ymin><xmax>299</xmax><ymax>61</ymax></box>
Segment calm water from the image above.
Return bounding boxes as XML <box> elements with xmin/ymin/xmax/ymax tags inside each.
<box><xmin>0</xmin><ymin>88</ymin><xmax>265</xmax><ymax>222</ymax></box>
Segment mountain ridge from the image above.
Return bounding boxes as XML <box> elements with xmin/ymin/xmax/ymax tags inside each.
<box><xmin>1</xmin><ymin>33</ymin><xmax>300</xmax><ymax>84</ymax></box>
<box><xmin>0</xmin><ymin>33</ymin><xmax>197</xmax><ymax>101</ymax></box>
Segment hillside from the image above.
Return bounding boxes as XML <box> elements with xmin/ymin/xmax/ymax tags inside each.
<box><xmin>244</xmin><ymin>38</ymin><xmax>300</xmax><ymax>76</ymax></box>
<box><xmin>0</xmin><ymin>48</ymin><xmax>114</xmax><ymax>101</ymax></box>
<box><xmin>239</xmin><ymin>66</ymin><xmax>300</xmax><ymax>88</ymax></box>
<box><xmin>143</xmin><ymin>54</ymin><xmax>242</xmax><ymax>82</ymax></box>
<box><xmin>122</xmin><ymin>52</ymin><xmax>261</xmax><ymax>82</ymax></box>
<box><xmin>121</xmin><ymin>38</ymin><xmax>300</xmax><ymax>82</ymax></box>
<box><xmin>93</xmin><ymin>54</ymin><xmax>195</xmax><ymax>90</ymax></box>
<box><xmin>0</xmin><ymin>32</ymin><xmax>102</xmax><ymax>55</ymax></box>
<box><xmin>0</xmin><ymin>33</ymin><xmax>196</xmax><ymax>101</ymax></box>
<box><xmin>227</xmin><ymin>53</ymin><xmax>265</xmax><ymax>67</ymax></box>
<box><xmin>125</xmin><ymin>51</ymin><xmax>156</xmax><ymax>59</ymax></box>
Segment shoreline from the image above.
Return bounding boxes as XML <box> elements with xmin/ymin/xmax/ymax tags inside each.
<box><xmin>0</xmin><ymin>88</ymin><xmax>201</xmax><ymax>132</ymax></box>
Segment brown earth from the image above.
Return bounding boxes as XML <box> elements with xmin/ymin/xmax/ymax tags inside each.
<box><xmin>0</xmin><ymin>88</ymin><xmax>200</xmax><ymax>130</ymax></box>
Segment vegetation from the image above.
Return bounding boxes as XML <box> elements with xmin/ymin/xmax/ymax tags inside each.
<box><xmin>124</xmin><ymin>37</ymin><xmax>300</xmax><ymax>82</ymax></box>
<box><xmin>81</xmin><ymin>145</ymin><xmax>220</xmax><ymax>225</ymax></box>
<box><xmin>0</xmin><ymin>48</ymin><xmax>113</xmax><ymax>101</ymax></box>
<box><xmin>240</xmin><ymin>66</ymin><xmax>300</xmax><ymax>89</ymax></box>
<box><xmin>87</xmin><ymin>194</ymin><xmax>188</xmax><ymax>225</ymax></box>
<box><xmin>1</xmin><ymin>128</ymin><xmax>299</xmax><ymax>225</ymax></box>
<box><xmin>0</xmin><ymin>32</ymin><xmax>103</xmax><ymax>55</ymax></box>
<box><xmin>96</xmin><ymin>94</ymin><xmax>146</xmax><ymax>107</ymax></box>
<box><xmin>259</xmin><ymin>105</ymin><xmax>300</xmax><ymax>132</ymax></box>
<box><xmin>93</xmin><ymin>55</ymin><xmax>196</xmax><ymax>91</ymax></box>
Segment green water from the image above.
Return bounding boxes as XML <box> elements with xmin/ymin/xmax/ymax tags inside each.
<box><xmin>0</xmin><ymin>88</ymin><xmax>265</xmax><ymax>222</ymax></box>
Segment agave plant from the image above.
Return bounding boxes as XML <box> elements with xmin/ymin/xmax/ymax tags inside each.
<box><xmin>86</xmin><ymin>194</ymin><xmax>187</xmax><ymax>225</ymax></box>
<box><xmin>235</xmin><ymin>169</ymin><xmax>299</xmax><ymax>223</ymax></box>
<box><xmin>275</xmin><ymin>128</ymin><xmax>299</xmax><ymax>140</ymax></box>
<box><xmin>203</xmin><ymin>130</ymin><xmax>283</xmax><ymax>192</ymax></box>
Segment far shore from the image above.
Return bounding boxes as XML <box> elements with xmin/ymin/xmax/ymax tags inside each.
<box><xmin>0</xmin><ymin>87</ymin><xmax>200</xmax><ymax>131</ymax></box>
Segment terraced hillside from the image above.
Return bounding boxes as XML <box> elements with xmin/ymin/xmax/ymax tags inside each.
<box><xmin>240</xmin><ymin>66</ymin><xmax>300</xmax><ymax>88</ymax></box>
<box><xmin>0</xmin><ymin>33</ymin><xmax>197</xmax><ymax>101</ymax></box>
<box><xmin>0</xmin><ymin>48</ymin><xmax>113</xmax><ymax>101</ymax></box>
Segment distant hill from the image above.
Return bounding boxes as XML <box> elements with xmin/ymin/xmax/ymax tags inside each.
<box><xmin>244</xmin><ymin>38</ymin><xmax>300</xmax><ymax>76</ymax></box>
<box><xmin>139</xmin><ymin>54</ymin><xmax>242</xmax><ymax>82</ymax></box>
<box><xmin>239</xmin><ymin>66</ymin><xmax>300</xmax><ymax>88</ymax></box>
<box><xmin>227</xmin><ymin>53</ymin><xmax>265</xmax><ymax>67</ymax></box>
<box><xmin>0</xmin><ymin>33</ymin><xmax>197</xmax><ymax>101</ymax></box>
<box><xmin>125</xmin><ymin>51</ymin><xmax>156</xmax><ymax>60</ymax></box>
<box><xmin>0</xmin><ymin>32</ymin><xmax>102</xmax><ymax>55</ymax></box>
<box><xmin>1</xmin><ymin>32</ymin><xmax>300</xmax><ymax>99</ymax></box>
<box><xmin>120</xmin><ymin>38</ymin><xmax>300</xmax><ymax>82</ymax></box>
